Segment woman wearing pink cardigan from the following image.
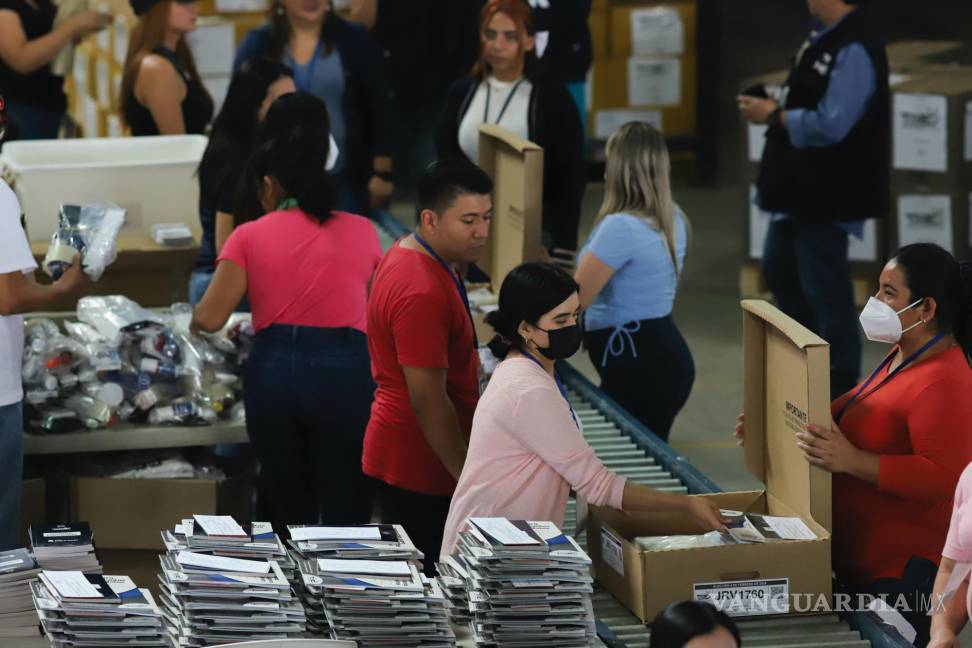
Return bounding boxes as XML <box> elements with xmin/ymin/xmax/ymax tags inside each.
<box><xmin>439</xmin><ymin>262</ymin><xmax>725</xmax><ymax>559</ymax></box>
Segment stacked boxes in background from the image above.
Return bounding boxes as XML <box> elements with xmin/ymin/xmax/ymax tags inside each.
<box><xmin>588</xmin><ymin>0</ymin><xmax>698</xmax><ymax>146</ymax></box>
<box><xmin>186</xmin><ymin>18</ymin><xmax>237</xmax><ymax>117</ymax></box>
<box><xmin>890</xmin><ymin>69</ymin><xmax>972</xmax><ymax>259</ymax></box>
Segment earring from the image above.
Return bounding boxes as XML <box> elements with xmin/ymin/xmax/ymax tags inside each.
<box><xmin>275</xmin><ymin>3</ymin><xmax>284</xmax><ymax>15</ymax></box>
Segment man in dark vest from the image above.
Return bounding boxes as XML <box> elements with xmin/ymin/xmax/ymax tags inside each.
<box><xmin>738</xmin><ymin>0</ymin><xmax>889</xmax><ymax>399</ymax></box>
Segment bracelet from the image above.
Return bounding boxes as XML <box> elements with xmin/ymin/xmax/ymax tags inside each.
<box><xmin>768</xmin><ymin>107</ymin><xmax>783</xmax><ymax>129</ymax></box>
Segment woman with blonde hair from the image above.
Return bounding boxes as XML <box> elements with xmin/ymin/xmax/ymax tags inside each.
<box><xmin>121</xmin><ymin>0</ymin><xmax>212</xmax><ymax>135</ymax></box>
<box><xmin>574</xmin><ymin>121</ymin><xmax>691</xmax><ymax>442</ymax></box>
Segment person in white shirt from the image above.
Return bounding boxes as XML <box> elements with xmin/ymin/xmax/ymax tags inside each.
<box><xmin>0</xmin><ymin>98</ymin><xmax>89</xmax><ymax>549</ymax></box>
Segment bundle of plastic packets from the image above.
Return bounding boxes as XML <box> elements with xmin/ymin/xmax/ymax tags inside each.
<box><xmin>21</xmin><ymin>296</ymin><xmax>254</xmax><ymax>433</ymax></box>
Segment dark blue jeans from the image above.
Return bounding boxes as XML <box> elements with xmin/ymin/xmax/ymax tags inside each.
<box><xmin>763</xmin><ymin>218</ymin><xmax>861</xmax><ymax>399</ymax></box>
<box><xmin>244</xmin><ymin>325</ymin><xmax>375</xmax><ymax>534</ymax></box>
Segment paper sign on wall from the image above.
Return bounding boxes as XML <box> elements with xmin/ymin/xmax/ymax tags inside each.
<box><xmin>595</xmin><ymin>109</ymin><xmax>662</xmax><ymax>139</ymax></box>
<box><xmin>748</xmin><ymin>185</ymin><xmax>771</xmax><ymax>260</ymax></box>
<box><xmin>848</xmin><ymin>219</ymin><xmax>879</xmax><ymax>262</ymax></box>
<box><xmin>628</xmin><ymin>58</ymin><xmax>681</xmax><ymax>107</ymax></box>
<box><xmin>893</xmin><ymin>93</ymin><xmax>948</xmax><ymax>172</ymax></box>
<box><xmin>630</xmin><ymin>7</ymin><xmax>684</xmax><ymax>56</ymax></box>
<box><xmin>898</xmin><ymin>194</ymin><xmax>953</xmax><ymax>253</ymax></box>
<box><xmin>748</xmin><ymin>124</ymin><xmax>768</xmax><ymax>162</ymax></box>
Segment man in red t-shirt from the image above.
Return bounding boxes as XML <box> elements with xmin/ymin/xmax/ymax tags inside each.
<box><xmin>364</xmin><ymin>159</ymin><xmax>493</xmax><ymax>573</ymax></box>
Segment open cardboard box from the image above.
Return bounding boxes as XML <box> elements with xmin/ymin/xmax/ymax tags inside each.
<box><xmin>588</xmin><ymin>300</ymin><xmax>833</xmax><ymax>622</ymax></box>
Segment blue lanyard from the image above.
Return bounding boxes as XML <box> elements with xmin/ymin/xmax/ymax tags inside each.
<box><xmin>834</xmin><ymin>332</ymin><xmax>946</xmax><ymax>424</ymax></box>
<box><xmin>520</xmin><ymin>352</ymin><xmax>580</xmax><ymax>431</ymax></box>
<box><xmin>412</xmin><ymin>233</ymin><xmax>478</xmax><ymax>349</ymax></box>
<box><xmin>291</xmin><ymin>40</ymin><xmax>323</xmax><ymax>93</ymax></box>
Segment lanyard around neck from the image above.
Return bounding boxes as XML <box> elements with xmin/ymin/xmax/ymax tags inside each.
<box><xmin>291</xmin><ymin>39</ymin><xmax>323</xmax><ymax>93</ymax></box>
<box><xmin>520</xmin><ymin>351</ymin><xmax>579</xmax><ymax>431</ymax></box>
<box><xmin>412</xmin><ymin>232</ymin><xmax>478</xmax><ymax>349</ymax></box>
<box><xmin>483</xmin><ymin>78</ymin><xmax>525</xmax><ymax>125</ymax></box>
<box><xmin>834</xmin><ymin>332</ymin><xmax>946</xmax><ymax>424</ymax></box>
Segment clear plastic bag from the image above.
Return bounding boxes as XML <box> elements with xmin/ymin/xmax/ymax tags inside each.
<box><xmin>42</xmin><ymin>203</ymin><xmax>125</xmax><ymax>281</ymax></box>
<box><xmin>77</xmin><ymin>295</ymin><xmax>164</xmax><ymax>343</ymax></box>
<box><xmin>634</xmin><ymin>531</ymin><xmax>731</xmax><ymax>552</ymax></box>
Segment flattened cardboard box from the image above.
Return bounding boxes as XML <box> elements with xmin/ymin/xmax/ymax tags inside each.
<box><xmin>589</xmin><ymin>300</ymin><xmax>832</xmax><ymax>622</ymax></box>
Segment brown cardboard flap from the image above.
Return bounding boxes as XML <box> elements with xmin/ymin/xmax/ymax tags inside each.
<box><xmin>742</xmin><ymin>300</ymin><xmax>833</xmax><ymax>533</ymax></box>
<box><xmin>477</xmin><ymin>125</ymin><xmax>545</xmax><ymax>290</ymax></box>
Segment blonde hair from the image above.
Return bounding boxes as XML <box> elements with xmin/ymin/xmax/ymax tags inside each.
<box><xmin>597</xmin><ymin>122</ymin><xmax>683</xmax><ymax>271</ymax></box>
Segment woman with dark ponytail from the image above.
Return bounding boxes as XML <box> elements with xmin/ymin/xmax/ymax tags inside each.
<box><xmin>190</xmin><ymin>92</ymin><xmax>382</xmax><ymax>534</ymax></box>
<box><xmin>439</xmin><ymin>262</ymin><xmax>727</xmax><ymax>560</ymax></box>
<box><xmin>737</xmin><ymin>243</ymin><xmax>972</xmax><ymax>647</ymax></box>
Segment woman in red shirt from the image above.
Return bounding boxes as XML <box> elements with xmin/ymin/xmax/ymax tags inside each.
<box><xmin>737</xmin><ymin>243</ymin><xmax>972</xmax><ymax>646</ymax></box>
<box><xmin>191</xmin><ymin>93</ymin><xmax>382</xmax><ymax>534</ymax></box>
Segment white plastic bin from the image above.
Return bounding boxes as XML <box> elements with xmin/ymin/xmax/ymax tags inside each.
<box><xmin>0</xmin><ymin>135</ymin><xmax>208</xmax><ymax>241</ymax></box>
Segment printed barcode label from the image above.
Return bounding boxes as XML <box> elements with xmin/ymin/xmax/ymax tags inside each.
<box><xmin>600</xmin><ymin>528</ymin><xmax>624</xmax><ymax>576</ymax></box>
<box><xmin>693</xmin><ymin>578</ymin><xmax>789</xmax><ymax>617</ymax></box>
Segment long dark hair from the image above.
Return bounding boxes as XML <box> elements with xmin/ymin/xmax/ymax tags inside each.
<box><xmin>198</xmin><ymin>59</ymin><xmax>293</xmax><ymax>185</ymax></box>
<box><xmin>649</xmin><ymin>601</ymin><xmax>741</xmax><ymax>648</ymax></box>
<box><xmin>893</xmin><ymin>243</ymin><xmax>972</xmax><ymax>361</ymax></box>
<box><xmin>485</xmin><ymin>262</ymin><xmax>578</xmax><ymax>359</ymax></box>
<box><xmin>234</xmin><ymin>92</ymin><xmax>336</xmax><ymax>224</ymax></box>
<box><xmin>472</xmin><ymin>0</ymin><xmax>543</xmax><ymax>81</ymax></box>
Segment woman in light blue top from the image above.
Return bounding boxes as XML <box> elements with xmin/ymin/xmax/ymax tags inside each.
<box><xmin>574</xmin><ymin>121</ymin><xmax>692</xmax><ymax>442</ymax></box>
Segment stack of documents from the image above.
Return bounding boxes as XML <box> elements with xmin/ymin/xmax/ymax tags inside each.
<box><xmin>31</xmin><ymin>570</ymin><xmax>165</xmax><ymax>647</ymax></box>
<box><xmin>311</xmin><ymin>557</ymin><xmax>454</xmax><ymax>647</ymax></box>
<box><xmin>434</xmin><ymin>555</ymin><xmax>471</xmax><ymax>625</ymax></box>
<box><xmin>157</xmin><ymin>515</ymin><xmax>305</xmax><ymax>646</ymax></box>
<box><xmin>453</xmin><ymin>518</ymin><xmax>597</xmax><ymax>646</ymax></box>
<box><xmin>287</xmin><ymin>524</ymin><xmax>424</xmax><ymax>637</ymax></box>
<box><xmin>162</xmin><ymin>515</ymin><xmax>299</xmax><ymax>586</ymax></box>
<box><xmin>0</xmin><ymin>549</ymin><xmax>41</xmax><ymax>638</ymax></box>
<box><xmin>29</xmin><ymin>523</ymin><xmax>101</xmax><ymax>574</ymax></box>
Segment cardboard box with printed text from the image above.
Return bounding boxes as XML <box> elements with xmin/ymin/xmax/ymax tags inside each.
<box><xmin>589</xmin><ymin>300</ymin><xmax>833</xmax><ymax>622</ymax></box>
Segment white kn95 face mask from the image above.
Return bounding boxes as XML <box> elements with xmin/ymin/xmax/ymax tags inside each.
<box><xmin>858</xmin><ymin>297</ymin><xmax>924</xmax><ymax>343</ymax></box>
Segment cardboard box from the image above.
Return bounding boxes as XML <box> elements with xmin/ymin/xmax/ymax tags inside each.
<box><xmin>589</xmin><ymin>301</ymin><xmax>833</xmax><ymax>622</ymax></box>
<box><xmin>589</xmin><ymin>9</ymin><xmax>609</xmax><ymax>61</ymax></box>
<box><xmin>187</xmin><ymin>18</ymin><xmax>236</xmax><ymax>76</ymax></box>
<box><xmin>886</xmin><ymin>40</ymin><xmax>967</xmax><ymax>72</ymax></box>
<box><xmin>891</xmin><ymin>72</ymin><xmax>972</xmax><ymax>180</ymax></box>
<box><xmin>476</xmin><ymin>125</ymin><xmax>544</xmax><ymax>290</ymax></box>
<box><xmin>609</xmin><ymin>1</ymin><xmax>697</xmax><ymax>59</ymax></box>
<box><xmin>66</xmin><ymin>471</ymin><xmax>252</xmax><ymax>550</ymax></box>
<box><xmin>591</xmin><ymin>54</ymin><xmax>697</xmax><ymax>136</ymax></box>
<box><xmin>19</xmin><ymin>477</ymin><xmax>46</xmax><ymax>547</ymax></box>
<box><xmin>889</xmin><ymin>187</ymin><xmax>970</xmax><ymax>258</ymax></box>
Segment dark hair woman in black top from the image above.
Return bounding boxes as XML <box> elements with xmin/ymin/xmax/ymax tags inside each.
<box><xmin>0</xmin><ymin>0</ymin><xmax>110</xmax><ymax>140</ymax></box>
<box><xmin>120</xmin><ymin>0</ymin><xmax>213</xmax><ymax>135</ymax></box>
<box><xmin>436</xmin><ymin>0</ymin><xmax>585</xmax><ymax>254</ymax></box>
<box><xmin>650</xmin><ymin>601</ymin><xmax>741</xmax><ymax>648</ymax></box>
<box><xmin>188</xmin><ymin>58</ymin><xmax>296</xmax><ymax>305</ymax></box>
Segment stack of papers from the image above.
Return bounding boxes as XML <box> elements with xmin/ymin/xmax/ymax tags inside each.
<box><xmin>434</xmin><ymin>555</ymin><xmax>471</xmax><ymax>624</ymax></box>
<box><xmin>162</xmin><ymin>515</ymin><xmax>299</xmax><ymax>586</ymax></box>
<box><xmin>453</xmin><ymin>518</ymin><xmax>597</xmax><ymax>647</ymax></box>
<box><xmin>287</xmin><ymin>524</ymin><xmax>424</xmax><ymax>636</ymax></box>
<box><xmin>0</xmin><ymin>549</ymin><xmax>41</xmax><ymax>638</ymax></box>
<box><xmin>31</xmin><ymin>571</ymin><xmax>165</xmax><ymax>647</ymax></box>
<box><xmin>311</xmin><ymin>558</ymin><xmax>454</xmax><ymax>647</ymax></box>
<box><xmin>720</xmin><ymin>511</ymin><xmax>817</xmax><ymax>544</ymax></box>
<box><xmin>29</xmin><ymin>523</ymin><xmax>101</xmax><ymax>574</ymax></box>
<box><xmin>157</xmin><ymin>516</ymin><xmax>306</xmax><ymax>647</ymax></box>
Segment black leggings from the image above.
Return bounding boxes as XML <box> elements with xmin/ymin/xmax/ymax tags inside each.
<box><xmin>584</xmin><ymin>316</ymin><xmax>694</xmax><ymax>442</ymax></box>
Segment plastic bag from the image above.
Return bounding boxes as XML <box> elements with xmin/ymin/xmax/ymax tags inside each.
<box><xmin>634</xmin><ymin>531</ymin><xmax>730</xmax><ymax>552</ymax></box>
<box><xmin>42</xmin><ymin>203</ymin><xmax>125</xmax><ymax>281</ymax></box>
<box><xmin>77</xmin><ymin>295</ymin><xmax>164</xmax><ymax>343</ymax></box>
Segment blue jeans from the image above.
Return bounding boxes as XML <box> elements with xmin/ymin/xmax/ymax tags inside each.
<box><xmin>3</xmin><ymin>102</ymin><xmax>62</xmax><ymax>141</ymax></box>
<box><xmin>762</xmin><ymin>218</ymin><xmax>861</xmax><ymax>399</ymax></box>
<box><xmin>0</xmin><ymin>402</ymin><xmax>24</xmax><ymax>551</ymax></box>
<box><xmin>244</xmin><ymin>325</ymin><xmax>375</xmax><ymax>533</ymax></box>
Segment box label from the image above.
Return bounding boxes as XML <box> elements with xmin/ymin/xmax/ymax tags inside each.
<box><xmin>897</xmin><ymin>194</ymin><xmax>953</xmax><ymax>253</ymax></box>
<box><xmin>964</xmin><ymin>101</ymin><xmax>972</xmax><ymax>162</ymax></box>
<box><xmin>630</xmin><ymin>7</ymin><xmax>684</xmax><ymax>56</ymax></box>
<box><xmin>600</xmin><ymin>527</ymin><xmax>624</xmax><ymax>576</ymax></box>
<box><xmin>893</xmin><ymin>93</ymin><xmax>947</xmax><ymax>172</ymax></box>
<box><xmin>693</xmin><ymin>578</ymin><xmax>789</xmax><ymax>617</ymax></box>
<box><xmin>628</xmin><ymin>58</ymin><xmax>681</xmax><ymax>107</ymax></box>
